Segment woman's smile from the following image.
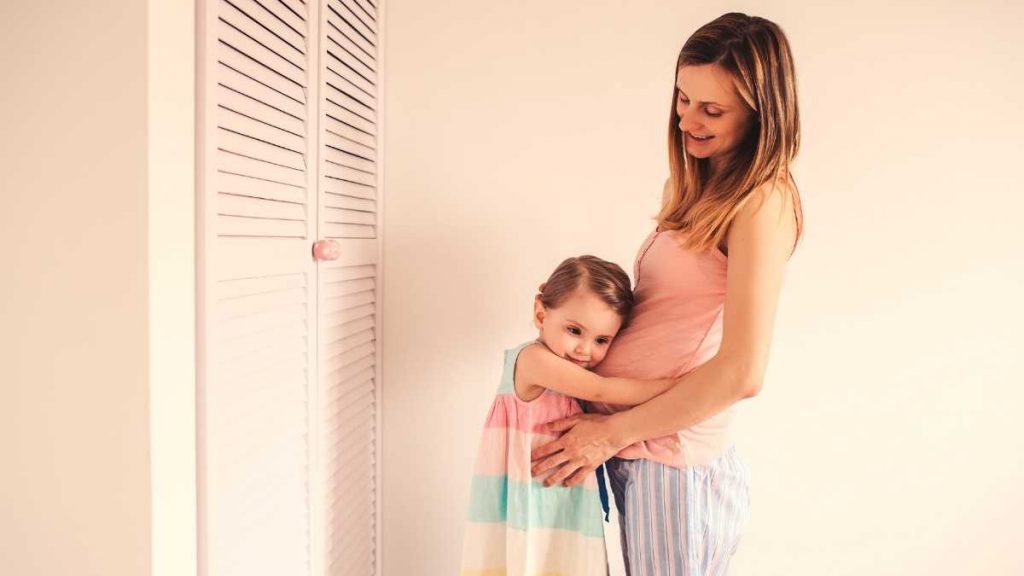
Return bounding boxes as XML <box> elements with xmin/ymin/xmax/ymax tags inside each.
<box><xmin>686</xmin><ymin>132</ymin><xmax>715</xmax><ymax>143</ymax></box>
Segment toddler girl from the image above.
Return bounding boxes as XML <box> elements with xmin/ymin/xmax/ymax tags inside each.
<box><xmin>460</xmin><ymin>255</ymin><xmax>677</xmax><ymax>576</ymax></box>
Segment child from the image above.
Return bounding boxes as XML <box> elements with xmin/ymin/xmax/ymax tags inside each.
<box><xmin>460</xmin><ymin>255</ymin><xmax>678</xmax><ymax>576</ymax></box>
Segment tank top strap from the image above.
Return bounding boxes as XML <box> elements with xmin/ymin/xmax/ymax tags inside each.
<box><xmin>634</xmin><ymin>227</ymin><xmax>662</xmax><ymax>282</ymax></box>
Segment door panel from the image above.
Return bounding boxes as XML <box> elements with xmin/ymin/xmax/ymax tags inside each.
<box><xmin>198</xmin><ymin>0</ymin><xmax>315</xmax><ymax>574</ymax></box>
<box><xmin>199</xmin><ymin>0</ymin><xmax>382</xmax><ymax>573</ymax></box>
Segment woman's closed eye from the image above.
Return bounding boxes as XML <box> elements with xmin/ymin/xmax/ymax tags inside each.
<box><xmin>678</xmin><ymin>95</ymin><xmax>723</xmax><ymax>118</ymax></box>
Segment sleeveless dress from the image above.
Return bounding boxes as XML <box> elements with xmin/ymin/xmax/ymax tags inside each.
<box><xmin>461</xmin><ymin>341</ymin><xmax>610</xmax><ymax>576</ymax></box>
<box><xmin>588</xmin><ymin>227</ymin><xmax>751</xmax><ymax>576</ymax></box>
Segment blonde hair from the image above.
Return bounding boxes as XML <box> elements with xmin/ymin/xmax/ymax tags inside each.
<box><xmin>538</xmin><ymin>256</ymin><xmax>634</xmax><ymax>323</ymax></box>
<box><xmin>657</xmin><ymin>12</ymin><xmax>804</xmax><ymax>254</ymax></box>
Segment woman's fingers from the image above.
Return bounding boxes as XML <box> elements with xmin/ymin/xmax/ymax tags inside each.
<box><xmin>542</xmin><ymin>460</ymin><xmax>580</xmax><ymax>487</ymax></box>
<box><xmin>563</xmin><ymin>465</ymin><xmax>596</xmax><ymax>488</ymax></box>
<box><xmin>531</xmin><ymin>436</ymin><xmax>565</xmax><ymax>462</ymax></box>
<box><xmin>534</xmin><ymin>413</ymin><xmax>616</xmax><ymax>486</ymax></box>
<box><xmin>545</xmin><ymin>415</ymin><xmax>581</xmax><ymax>432</ymax></box>
<box><xmin>531</xmin><ymin>450</ymin><xmax>568</xmax><ymax>476</ymax></box>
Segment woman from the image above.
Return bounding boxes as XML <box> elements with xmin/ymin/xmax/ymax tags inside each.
<box><xmin>530</xmin><ymin>13</ymin><xmax>803</xmax><ymax>575</ymax></box>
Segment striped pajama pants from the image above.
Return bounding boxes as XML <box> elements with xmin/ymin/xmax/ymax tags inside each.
<box><xmin>605</xmin><ymin>447</ymin><xmax>751</xmax><ymax>576</ymax></box>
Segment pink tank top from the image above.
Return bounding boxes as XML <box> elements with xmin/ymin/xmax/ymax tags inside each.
<box><xmin>590</xmin><ymin>227</ymin><xmax>737</xmax><ymax>468</ymax></box>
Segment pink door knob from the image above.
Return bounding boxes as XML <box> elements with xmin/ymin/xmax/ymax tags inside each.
<box><xmin>312</xmin><ymin>239</ymin><xmax>341</xmax><ymax>261</ymax></box>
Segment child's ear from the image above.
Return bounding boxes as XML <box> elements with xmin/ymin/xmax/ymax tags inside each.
<box><xmin>533</xmin><ymin>296</ymin><xmax>546</xmax><ymax>329</ymax></box>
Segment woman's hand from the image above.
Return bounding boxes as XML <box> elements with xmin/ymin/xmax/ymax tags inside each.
<box><xmin>530</xmin><ymin>413</ymin><xmax>626</xmax><ymax>487</ymax></box>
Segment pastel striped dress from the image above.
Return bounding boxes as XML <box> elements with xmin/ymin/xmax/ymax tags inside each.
<box><xmin>461</xmin><ymin>341</ymin><xmax>610</xmax><ymax>576</ymax></box>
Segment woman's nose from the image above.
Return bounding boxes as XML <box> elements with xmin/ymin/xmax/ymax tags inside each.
<box><xmin>679</xmin><ymin>114</ymin><xmax>701</xmax><ymax>134</ymax></box>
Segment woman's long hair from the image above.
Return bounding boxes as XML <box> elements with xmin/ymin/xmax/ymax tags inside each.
<box><xmin>658</xmin><ymin>13</ymin><xmax>804</xmax><ymax>254</ymax></box>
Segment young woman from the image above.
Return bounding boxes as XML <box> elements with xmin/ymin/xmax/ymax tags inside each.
<box><xmin>529</xmin><ymin>13</ymin><xmax>804</xmax><ymax>575</ymax></box>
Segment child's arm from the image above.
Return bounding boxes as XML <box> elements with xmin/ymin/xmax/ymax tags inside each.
<box><xmin>515</xmin><ymin>343</ymin><xmax>676</xmax><ymax>406</ymax></box>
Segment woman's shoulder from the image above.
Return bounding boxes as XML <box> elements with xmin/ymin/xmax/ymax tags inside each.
<box><xmin>730</xmin><ymin>176</ymin><xmax>800</xmax><ymax>258</ymax></box>
<box><xmin>744</xmin><ymin>176</ymin><xmax>797</xmax><ymax>216</ymax></box>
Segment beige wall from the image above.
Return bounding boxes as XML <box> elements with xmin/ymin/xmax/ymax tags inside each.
<box><xmin>0</xmin><ymin>2</ymin><xmax>151</xmax><ymax>575</ymax></box>
<box><xmin>382</xmin><ymin>1</ymin><xmax>1024</xmax><ymax>575</ymax></box>
<box><xmin>1</xmin><ymin>2</ymin><xmax>195</xmax><ymax>575</ymax></box>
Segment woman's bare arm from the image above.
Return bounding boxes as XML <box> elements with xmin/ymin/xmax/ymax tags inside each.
<box><xmin>533</xmin><ymin>182</ymin><xmax>798</xmax><ymax>485</ymax></box>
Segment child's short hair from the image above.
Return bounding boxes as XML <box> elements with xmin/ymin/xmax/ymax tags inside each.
<box><xmin>537</xmin><ymin>255</ymin><xmax>634</xmax><ymax>322</ymax></box>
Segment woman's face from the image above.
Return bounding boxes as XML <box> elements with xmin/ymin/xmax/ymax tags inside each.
<box><xmin>675</xmin><ymin>64</ymin><xmax>756</xmax><ymax>168</ymax></box>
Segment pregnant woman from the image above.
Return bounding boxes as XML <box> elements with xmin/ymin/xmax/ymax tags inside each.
<box><xmin>530</xmin><ymin>13</ymin><xmax>803</xmax><ymax>575</ymax></box>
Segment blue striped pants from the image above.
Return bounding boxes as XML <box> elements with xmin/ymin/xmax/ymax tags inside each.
<box><xmin>605</xmin><ymin>447</ymin><xmax>751</xmax><ymax>576</ymax></box>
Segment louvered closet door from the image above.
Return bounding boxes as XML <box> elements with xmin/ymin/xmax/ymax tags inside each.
<box><xmin>197</xmin><ymin>0</ymin><xmax>317</xmax><ymax>575</ymax></box>
<box><xmin>200</xmin><ymin>0</ymin><xmax>382</xmax><ymax>575</ymax></box>
<box><xmin>315</xmin><ymin>1</ymin><xmax>381</xmax><ymax>574</ymax></box>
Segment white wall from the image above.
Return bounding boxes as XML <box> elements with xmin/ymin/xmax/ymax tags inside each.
<box><xmin>0</xmin><ymin>2</ymin><xmax>152</xmax><ymax>575</ymax></box>
<box><xmin>1</xmin><ymin>2</ymin><xmax>196</xmax><ymax>575</ymax></box>
<box><xmin>382</xmin><ymin>1</ymin><xmax>1024</xmax><ymax>575</ymax></box>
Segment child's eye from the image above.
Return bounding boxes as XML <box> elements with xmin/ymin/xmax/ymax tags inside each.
<box><xmin>567</xmin><ymin>326</ymin><xmax>582</xmax><ymax>335</ymax></box>
<box><xmin>596</xmin><ymin>338</ymin><xmax>610</xmax><ymax>345</ymax></box>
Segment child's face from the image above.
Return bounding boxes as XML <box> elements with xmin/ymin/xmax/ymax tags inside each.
<box><xmin>533</xmin><ymin>289</ymin><xmax>623</xmax><ymax>370</ymax></box>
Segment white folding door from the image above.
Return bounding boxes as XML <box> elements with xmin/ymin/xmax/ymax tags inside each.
<box><xmin>196</xmin><ymin>0</ymin><xmax>382</xmax><ymax>574</ymax></box>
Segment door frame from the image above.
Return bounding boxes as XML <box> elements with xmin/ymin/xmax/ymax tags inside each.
<box><xmin>149</xmin><ymin>2</ymin><xmax>198</xmax><ymax>576</ymax></box>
